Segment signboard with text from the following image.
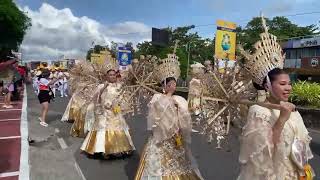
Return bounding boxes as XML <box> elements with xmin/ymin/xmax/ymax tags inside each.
<box><xmin>215</xmin><ymin>20</ymin><xmax>237</xmax><ymax>61</ymax></box>
<box><xmin>117</xmin><ymin>47</ymin><xmax>132</xmax><ymax>66</ymax></box>
<box><xmin>292</xmin><ymin>37</ymin><xmax>320</xmax><ymax>48</ymax></box>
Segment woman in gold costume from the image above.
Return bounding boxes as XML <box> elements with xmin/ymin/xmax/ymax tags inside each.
<box><xmin>135</xmin><ymin>53</ymin><xmax>203</xmax><ymax>180</ymax></box>
<box><xmin>80</xmin><ymin>68</ymin><xmax>135</xmax><ymax>158</ymax></box>
<box><xmin>61</xmin><ymin>83</ymin><xmax>102</xmax><ymax>137</ymax></box>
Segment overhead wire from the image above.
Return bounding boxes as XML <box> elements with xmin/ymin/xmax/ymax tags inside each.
<box><xmin>110</xmin><ymin>11</ymin><xmax>320</xmax><ymax>36</ymax></box>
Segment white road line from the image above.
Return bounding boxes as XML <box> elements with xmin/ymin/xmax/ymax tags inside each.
<box><xmin>74</xmin><ymin>161</ymin><xmax>86</xmax><ymax>180</ymax></box>
<box><xmin>19</xmin><ymin>84</ymin><xmax>30</xmax><ymax>180</ymax></box>
<box><xmin>57</xmin><ymin>137</ymin><xmax>68</xmax><ymax>149</ymax></box>
<box><xmin>54</xmin><ymin>128</ymin><xmax>60</xmax><ymax>133</ymax></box>
<box><xmin>0</xmin><ymin>171</ymin><xmax>20</xmax><ymax>177</ymax></box>
<box><xmin>0</xmin><ymin>109</ymin><xmax>22</xmax><ymax>112</ymax></box>
<box><xmin>0</xmin><ymin>118</ymin><xmax>20</xmax><ymax>122</ymax></box>
<box><xmin>0</xmin><ymin>102</ymin><xmax>22</xmax><ymax>104</ymax></box>
<box><xmin>0</xmin><ymin>136</ymin><xmax>21</xmax><ymax>140</ymax></box>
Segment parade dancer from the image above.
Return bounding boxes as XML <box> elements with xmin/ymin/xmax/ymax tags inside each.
<box><xmin>62</xmin><ymin>70</ymin><xmax>69</xmax><ymax>97</ymax></box>
<box><xmin>135</xmin><ymin>53</ymin><xmax>203</xmax><ymax>180</ymax></box>
<box><xmin>188</xmin><ymin>62</ymin><xmax>205</xmax><ymax>116</ymax></box>
<box><xmin>58</xmin><ymin>69</ymin><xmax>65</xmax><ymax>97</ymax></box>
<box><xmin>34</xmin><ymin>70</ymin><xmax>42</xmax><ymax>95</ymax></box>
<box><xmin>237</xmin><ymin>16</ymin><xmax>314</xmax><ymax>180</ymax></box>
<box><xmin>80</xmin><ymin>62</ymin><xmax>135</xmax><ymax>158</ymax></box>
<box><xmin>61</xmin><ymin>62</ymin><xmax>100</xmax><ymax>137</ymax></box>
<box><xmin>50</xmin><ymin>69</ymin><xmax>59</xmax><ymax>98</ymax></box>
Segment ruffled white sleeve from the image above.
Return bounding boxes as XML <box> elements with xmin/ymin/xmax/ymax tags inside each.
<box><xmin>237</xmin><ymin>105</ymin><xmax>275</xmax><ymax>180</ymax></box>
<box><xmin>147</xmin><ymin>94</ymin><xmax>162</xmax><ymax>131</ymax></box>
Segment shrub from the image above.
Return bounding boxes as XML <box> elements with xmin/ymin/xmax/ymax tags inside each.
<box><xmin>290</xmin><ymin>81</ymin><xmax>320</xmax><ymax>109</ymax></box>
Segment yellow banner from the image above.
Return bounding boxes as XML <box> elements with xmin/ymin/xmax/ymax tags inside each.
<box><xmin>216</xmin><ymin>20</ymin><xmax>236</xmax><ymax>30</ymax></box>
<box><xmin>215</xmin><ymin>29</ymin><xmax>236</xmax><ymax>60</ymax></box>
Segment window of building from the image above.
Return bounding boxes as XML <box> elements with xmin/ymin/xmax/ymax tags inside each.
<box><xmin>296</xmin><ymin>48</ymin><xmax>302</xmax><ymax>59</ymax></box>
<box><xmin>316</xmin><ymin>47</ymin><xmax>320</xmax><ymax>56</ymax></box>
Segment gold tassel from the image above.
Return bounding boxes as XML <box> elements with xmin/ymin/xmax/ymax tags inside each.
<box><xmin>113</xmin><ymin>105</ymin><xmax>121</xmax><ymax>114</ymax></box>
<box><xmin>175</xmin><ymin>134</ymin><xmax>183</xmax><ymax>148</ymax></box>
<box><xmin>300</xmin><ymin>164</ymin><xmax>314</xmax><ymax>180</ymax></box>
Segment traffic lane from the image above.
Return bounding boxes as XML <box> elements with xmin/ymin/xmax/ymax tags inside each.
<box><xmin>75</xmin><ymin>110</ymin><xmax>320</xmax><ymax>180</ymax></box>
<box><xmin>75</xmin><ymin>114</ymin><xmax>147</xmax><ymax>180</ymax></box>
<box><xmin>75</xmin><ymin>110</ymin><xmax>241</xmax><ymax>180</ymax></box>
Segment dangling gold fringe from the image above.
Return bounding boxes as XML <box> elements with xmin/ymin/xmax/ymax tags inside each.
<box><xmin>134</xmin><ymin>143</ymin><xmax>148</xmax><ymax>180</ymax></box>
<box><xmin>70</xmin><ymin>108</ymin><xmax>85</xmax><ymax>138</ymax></box>
<box><xmin>134</xmin><ymin>136</ymin><xmax>202</xmax><ymax>180</ymax></box>
<box><xmin>83</xmin><ymin>130</ymin><xmax>134</xmax><ymax>155</ymax></box>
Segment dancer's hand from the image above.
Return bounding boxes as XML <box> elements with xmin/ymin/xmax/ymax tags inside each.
<box><xmin>273</xmin><ymin>101</ymin><xmax>295</xmax><ymax>144</ymax></box>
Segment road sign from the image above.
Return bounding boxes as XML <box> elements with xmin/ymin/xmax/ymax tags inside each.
<box><xmin>117</xmin><ymin>47</ymin><xmax>132</xmax><ymax>66</ymax></box>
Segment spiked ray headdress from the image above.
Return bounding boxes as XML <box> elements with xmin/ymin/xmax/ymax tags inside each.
<box><xmin>239</xmin><ymin>16</ymin><xmax>285</xmax><ymax>86</ymax></box>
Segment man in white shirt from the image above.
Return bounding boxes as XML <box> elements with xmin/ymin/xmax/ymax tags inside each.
<box><xmin>62</xmin><ymin>71</ymin><xmax>69</xmax><ymax>97</ymax></box>
<box><xmin>58</xmin><ymin>70</ymin><xmax>65</xmax><ymax>97</ymax></box>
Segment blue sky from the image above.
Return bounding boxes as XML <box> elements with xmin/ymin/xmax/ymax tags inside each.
<box><xmin>14</xmin><ymin>0</ymin><xmax>320</xmax><ymax>60</ymax></box>
<box><xmin>16</xmin><ymin>0</ymin><xmax>320</xmax><ymax>37</ymax></box>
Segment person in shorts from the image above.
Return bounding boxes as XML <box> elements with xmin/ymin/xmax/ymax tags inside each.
<box><xmin>37</xmin><ymin>69</ymin><xmax>58</xmax><ymax>127</ymax></box>
<box><xmin>2</xmin><ymin>73</ymin><xmax>14</xmax><ymax>109</ymax></box>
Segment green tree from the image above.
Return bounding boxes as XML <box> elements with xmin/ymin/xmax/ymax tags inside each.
<box><xmin>135</xmin><ymin>26</ymin><xmax>215</xmax><ymax>79</ymax></box>
<box><xmin>237</xmin><ymin>16</ymin><xmax>318</xmax><ymax>50</ymax></box>
<box><xmin>0</xmin><ymin>0</ymin><xmax>31</xmax><ymax>61</ymax></box>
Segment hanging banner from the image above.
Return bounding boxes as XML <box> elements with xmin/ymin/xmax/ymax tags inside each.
<box><xmin>117</xmin><ymin>47</ymin><xmax>132</xmax><ymax>66</ymax></box>
<box><xmin>215</xmin><ymin>20</ymin><xmax>237</xmax><ymax>61</ymax></box>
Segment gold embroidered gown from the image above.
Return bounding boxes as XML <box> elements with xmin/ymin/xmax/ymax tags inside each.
<box><xmin>61</xmin><ymin>84</ymin><xmax>103</xmax><ymax>138</ymax></box>
<box><xmin>80</xmin><ymin>83</ymin><xmax>135</xmax><ymax>155</ymax></box>
<box><xmin>135</xmin><ymin>94</ymin><xmax>203</xmax><ymax>180</ymax></box>
<box><xmin>237</xmin><ymin>105</ymin><xmax>314</xmax><ymax>180</ymax></box>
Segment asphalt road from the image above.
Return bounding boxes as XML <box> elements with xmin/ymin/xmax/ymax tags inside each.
<box><xmin>27</xmin><ymin>85</ymin><xmax>320</xmax><ymax>180</ymax></box>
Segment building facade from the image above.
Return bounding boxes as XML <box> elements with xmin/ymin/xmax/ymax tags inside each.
<box><xmin>282</xmin><ymin>36</ymin><xmax>320</xmax><ymax>82</ymax></box>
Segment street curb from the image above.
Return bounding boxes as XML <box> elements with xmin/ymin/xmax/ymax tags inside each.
<box><xmin>19</xmin><ymin>84</ymin><xmax>30</xmax><ymax>180</ymax></box>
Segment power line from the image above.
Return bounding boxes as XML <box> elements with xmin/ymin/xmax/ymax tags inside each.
<box><xmin>110</xmin><ymin>11</ymin><xmax>320</xmax><ymax>36</ymax></box>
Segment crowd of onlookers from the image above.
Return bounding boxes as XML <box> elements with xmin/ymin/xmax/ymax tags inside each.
<box><xmin>0</xmin><ymin>59</ymin><xmax>28</xmax><ymax>108</ymax></box>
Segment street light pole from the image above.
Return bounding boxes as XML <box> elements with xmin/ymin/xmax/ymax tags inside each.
<box><xmin>186</xmin><ymin>42</ymin><xmax>191</xmax><ymax>79</ymax></box>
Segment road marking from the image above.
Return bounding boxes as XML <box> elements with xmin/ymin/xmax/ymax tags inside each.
<box><xmin>0</xmin><ymin>102</ymin><xmax>22</xmax><ymax>104</ymax></box>
<box><xmin>19</xmin><ymin>85</ymin><xmax>30</xmax><ymax>180</ymax></box>
<box><xmin>57</xmin><ymin>137</ymin><xmax>68</xmax><ymax>149</ymax></box>
<box><xmin>55</xmin><ymin>128</ymin><xmax>60</xmax><ymax>133</ymax></box>
<box><xmin>0</xmin><ymin>171</ymin><xmax>19</xmax><ymax>177</ymax></box>
<box><xmin>0</xmin><ymin>118</ymin><xmax>20</xmax><ymax>122</ymax></box>
<box><xmin>0</xmin><ymin>136</ymin><xmax>21</xmax><ymax>140</ymax></box>
<box><xmin>0</xmin><ymin>109</ymin><xmax>22</xmax><ymax>112</ymax></box>
<box><xmin>74</xmin><ymin>161</ymin><xmax>86</xmax><ymax>180</ymax></box>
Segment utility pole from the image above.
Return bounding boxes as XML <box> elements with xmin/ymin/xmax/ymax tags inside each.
<box><xmin>186</xmin><ymin>42</ymin><xmax>191</xmax><ymax>79</ymax></box>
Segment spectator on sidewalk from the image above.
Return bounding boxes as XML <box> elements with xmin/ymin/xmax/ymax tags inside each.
<box><xmin>37</xmin><ymin>69</ymin><xmax>58</xmax><ymax>127</ymax></box>
<box><xmin>2</xmin><ymin>75</ymin><xmax>14</xmax><ymax>109</ymax></box>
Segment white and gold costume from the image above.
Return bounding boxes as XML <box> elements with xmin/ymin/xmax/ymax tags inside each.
<box><xmin>61</xmin><ymin>83</ymin><xmax>103</xmax><ymax>138</ymax></box>
<box><xmin>135</xmin><ymin>53</ymin><xmax>203</xmax><ymax>180</ymax></box>
<box><xmin>80</xmin><ymin>82</ymin><xmax>135</xmax><ymax>155</ymax></box>
<box><xmin>238</xmin><ymin>105</ymin><xmax>313</xmax><ymax>180</ymax></box>
<box><xmin>238</xmin><ymin>16</ymin><xmax>314</xmax><ymax>180</ymax></box>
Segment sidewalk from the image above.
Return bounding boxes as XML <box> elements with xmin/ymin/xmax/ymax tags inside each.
<box><xmin>26</xmin><ymin>85</ymin><xmax>83</xmax><ymax>180</ymax></box>
<box><xmin>0</xmin><ymin>86</ymin><xmax>29</xmax><ymax>180</ymax></box>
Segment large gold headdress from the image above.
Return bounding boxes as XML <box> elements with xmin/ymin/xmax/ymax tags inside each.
<box><xmin>154</xmin><ymin>53</ymin><xmax>181</xmax><ymax>83</ymax></box>
<box><xmin>100</xmin><ymin>58</ymin><xmax>119</xmax><ymax>73</ymax></box>
<box><xmin>239</xmin><ymin>15</ymin><xmax>285</xmax><ymax>86</ymax></box>
<box><xmin>154</xmin><ymin>41</ymin><xmax>181</xmax><ymax>83</ymax></box>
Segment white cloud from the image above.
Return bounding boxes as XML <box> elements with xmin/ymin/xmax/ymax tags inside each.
<box><xmin>20</xmin><ymin>3</ymin><xmax>151</xmax><ymax>61</ymax></box>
